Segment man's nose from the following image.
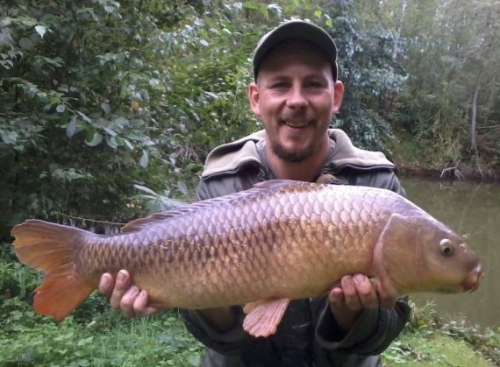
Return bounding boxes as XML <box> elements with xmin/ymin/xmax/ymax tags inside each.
<box><xmin>286</xmin><ymin>85</ymin><xmax>308</xmax><ymax>109</ymax></box>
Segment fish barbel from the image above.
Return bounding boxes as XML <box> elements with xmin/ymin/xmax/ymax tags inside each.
<box><xmin>10</xmin><ymin>180</ymin><xmax>483</xmax><ymax>337</ymax></box>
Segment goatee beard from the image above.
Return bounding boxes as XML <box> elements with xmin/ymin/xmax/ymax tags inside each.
<box><xmin>271</xmin><ymin>141</ymin><xmax>317</xmax><ymax>163</ymax></box>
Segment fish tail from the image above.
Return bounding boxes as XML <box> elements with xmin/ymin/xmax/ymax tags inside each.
<box><xmin>11</xmin><ymin>219</ymin><xmax>95</xmax><ymax>321</ymax></box>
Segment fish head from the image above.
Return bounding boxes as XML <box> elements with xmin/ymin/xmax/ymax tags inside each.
<box><xmin>379</xmin><ymin>213</ymin><xmax>483</xmax><ymax>296</ymax></box>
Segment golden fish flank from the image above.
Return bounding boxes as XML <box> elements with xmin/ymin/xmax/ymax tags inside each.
<box><xmin>10</xmin><ymin>179</ymin><xmax>483</xmax><ymax>337</ymax></box>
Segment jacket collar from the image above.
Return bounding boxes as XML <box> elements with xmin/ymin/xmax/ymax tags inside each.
<box><xmin>201</xmin><ymin>129</ymin><xmax>394</xmax><ymax>179</ymax></box>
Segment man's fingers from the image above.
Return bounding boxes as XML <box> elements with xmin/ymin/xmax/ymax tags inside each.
<box><xmin>330</xmin><ymin>275</ymin><xmax>379</xmax><ymax>311</ymax></box>
<box><xmin>109</xmin><ymin>270</ymin><xmax>131</xmax><ymax>310</ymax></box>
<box><xmin>98</xmin><ymin>273</ymin><xmax>115</xmax><ymax>297</ymax></box>
<box><xmin>375</xmin><ymin>280</ymin><xmax>398</xmax><ymax>309</ymax></box>
<box><xmin>99</xmin><ymin>269</ymin><xmax>158</xmax><ymax>318</ymax></box>
<box><xmin>120</xmin><ymin>285</ymin><xmax>139</xmax><ymax>318</ymax></box>
<box><xmin>328</xmin><ymin>287</ymin><xmax>344</xmax><ymax>305</ymax></box>
<box><xmin>340</xmin><ymin>276</ymin><xmax>363</xmax><ymax>311</ymax></box>
<box><xmin>133</xmin><ymin>291</ymin><xmax>158</xmax><ymax>317</ymax></box>
<box><xmin>353</xmin><ymin>274</ymin><xmax>378</xmax><ymax>309</ymax></box>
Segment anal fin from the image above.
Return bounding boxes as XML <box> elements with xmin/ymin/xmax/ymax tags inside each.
<box><xmin>243</xmin><ymin>298</ymin><xmax>291</xmax><ymax>338</ymax></box>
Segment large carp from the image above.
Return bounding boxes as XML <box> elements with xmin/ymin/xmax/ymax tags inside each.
<box><xmin>10</xmin><ymin>180</ymin><xmax>482</xmax><ymax>337</ymax></box>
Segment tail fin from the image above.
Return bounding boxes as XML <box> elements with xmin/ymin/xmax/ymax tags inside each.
<box><xmin>11</xmin><ymin>219</ymin><xmax>95</xmax><ymax>321</ymax></box>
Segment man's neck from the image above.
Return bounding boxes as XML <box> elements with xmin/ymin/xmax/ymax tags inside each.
<box><xmin>266</xmin><ymin>137</ymin><xmax>331</xmax><ymax>182</ymax></box>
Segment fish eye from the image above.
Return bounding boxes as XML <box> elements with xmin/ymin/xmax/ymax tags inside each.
<box><xmin>439</xmin><ymin>238</ymin><xmax>454</xmax><ymax>256</ymax></box>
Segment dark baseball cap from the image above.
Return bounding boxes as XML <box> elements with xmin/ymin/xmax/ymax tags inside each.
<box><xmin>252</xmin><ymin>20</ymin><xmax>338</xmax><ymax>81</ymax></box>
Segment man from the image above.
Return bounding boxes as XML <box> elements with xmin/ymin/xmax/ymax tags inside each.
<box><xmin>99</xmin><ymin>20</ymin><xmax>411</xmax><ymax>367</ymax></box>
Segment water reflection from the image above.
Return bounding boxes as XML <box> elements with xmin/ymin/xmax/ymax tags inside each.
<box><xmin>401</xmin><ymin>177</ymin><xmax>500</xmax><ymax>330</ymax></box>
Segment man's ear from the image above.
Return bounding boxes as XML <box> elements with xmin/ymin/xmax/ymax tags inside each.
<box><xmin>331</xmin><ymin>81</ymin><xmax>344</xmax><ymax>115</ymax></box>
<box><xmin>248</xmin><ymin>82</ymin><xmax>261</xmax><ymax>117</ymax></box>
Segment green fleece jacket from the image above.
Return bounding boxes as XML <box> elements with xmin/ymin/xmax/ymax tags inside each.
<box><xmin>181</xmin><ymin>129</ymin><xmax>411</xmax><ymax>367</ymax></box>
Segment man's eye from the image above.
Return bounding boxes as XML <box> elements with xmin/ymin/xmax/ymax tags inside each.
<box><xmin>271</xmin><ymin>83</ymin><xmax>289</xmax><ymax>89</ymax></box>
<box><xmin>306</xmin><ymin>82</ymin><xmax>324</xmax><ymax>88</ymax></box>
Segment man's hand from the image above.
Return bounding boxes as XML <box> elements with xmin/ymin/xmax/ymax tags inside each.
<box><xmin>98</xmin><ymin>270</ymin><xmax>159</xmax><ymax>318</ymax></box>
<box><xmin>328</xmin><ymin>274</ymin><xmax>397</xmax><ymax>331</ymax></box>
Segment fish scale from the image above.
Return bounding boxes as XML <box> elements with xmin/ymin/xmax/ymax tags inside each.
<box><xmin>10</xmin><ymin>179</ymin><xmax>483</xmax><ymax>337</ymax></box>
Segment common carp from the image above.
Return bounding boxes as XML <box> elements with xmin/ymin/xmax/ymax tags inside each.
<box><xmin>10</xmin><ymin>180</ymin><xmax>483</xmax><ymax>337</ymax></box>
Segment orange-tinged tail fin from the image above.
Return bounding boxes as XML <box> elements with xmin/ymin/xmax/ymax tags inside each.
<box><xmin>11</xmin><ymin>219</ymin><xmax>95</xmax><ymax>321</ymax></box>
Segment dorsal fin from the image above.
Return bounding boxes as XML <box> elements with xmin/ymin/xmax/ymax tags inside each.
<box><xmin>121</xmin><ymin>179</ymin><xmax>313</xmax><ymax>234</ymax></box>
<box><xmin>252</xmin><ymin>179</ymin><xmax>302</xmax><ymax>189</ymax></box>
<box><xmin>121</xmin><ymin>201</ymin><xmax>219</xmax><ymax>233</ymax></box>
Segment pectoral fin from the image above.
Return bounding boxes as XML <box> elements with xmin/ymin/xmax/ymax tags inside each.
<box><xmin>243</xmin><ymin>298</ymin><xmax>291</xmax><ymax>337</ymax></box>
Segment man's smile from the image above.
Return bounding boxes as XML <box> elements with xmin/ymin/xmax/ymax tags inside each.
<box><xmin>282</xmin><ymin>121</ymin><xmax>309</xmax><ymax>128</ymax></box>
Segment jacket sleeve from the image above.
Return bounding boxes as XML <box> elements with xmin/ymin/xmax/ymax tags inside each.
<box><xmin>313</xmin><ymin>298</ymin><xmax>411</xmax><ymax>357</ymax></box>
<box><xmin>180</xmin><ymin>306</ymin><xmax>250</xmax><ymax>356</ymax></box>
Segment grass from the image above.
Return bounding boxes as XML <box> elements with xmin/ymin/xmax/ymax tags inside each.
<box><xmin>382</xmin><ymin>329</ymin><xmax>497</xmax><ymax>367</ymax></box>
<box><xmin>382</xmin><ymin>301</ymin><xmax>500</xmax><ymax>367</ymax></box>
<box><xmin>383</xmin><ymin>332</ymin><xmax>493</xmax><ymax>366</ymax></box>
<box><xmin>0</xmin><ymin>306</ymin><xmax>204</xmax><ymax>367</ymax></box>
<box><xmin>1</xmin><ymin>300</ymin><xmax>499</xmax><ymax>367</ymax></box>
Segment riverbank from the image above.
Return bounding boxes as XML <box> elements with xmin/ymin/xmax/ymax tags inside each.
<box><xmin>396</xmin><ymin>161</ymin><xmax>500</xmax><ymax>184</ymax></box>
<box><xmin>388</xmin><ymin>133</ymin><xmax>500</xmax><ymax>183</ymax></box>
<box><xmin>382</xmin><ymin>301</ymin><xmax>500</xmax><ymax>366</ymax></box>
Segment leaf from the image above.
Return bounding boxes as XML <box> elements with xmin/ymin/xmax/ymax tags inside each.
<box><xmin>103</xmin><ymin>126</ymin><xmax>117</xmax><ymax>136</ymax></box>
<box><xmin>177</xmin><ymin>180</ymin><xmax>188</xmax><ymax>196</ymax></box>
<box><xmin>314</xmin><ymin>10</ymin><xmax>322</xmax><ymax>18</ymax></box>
<box><xmin>34</xmin><ymin>25</ymin><xmax>46</xmax><ymax>38</ymax></box>
<box><xmin>66</xmin><ymin>115</ymin><xmax>77</xmax><ymax>138</ymax></box>
<box><xmin>267</xmin><ymin>4</ymin><xmax>282</xmax><ymax>15</ymax></box>
<box><xmin>243</xmin><ymin>1</ymin><xmax>258</xmax><ymax>10</ymax></box>
<box><xmin>84</xmin><ymin>124</ymin><xmax>96</xmax><ymax>142</ymax></box>
<box><xmin>123</xmin><ymin>138</ymin><xmax>134</xmax><ymax>150</ymax></box>
<box><xmin>76</xmin><ymin>110</ymin><xmax>92</xmax><ymax>122</ymax></box>
<box><xmin>101</xmin><ymin>102</ymin><xmax>110</xmax><ymax>114</ymax></box>
<box><xmin>19</xmin><ymin>38</ymin><xmax>34</xmax><ymax>50</ymax></box>
<box><xmin>105</xmin><ymin>135</ymin><xmax>118</xmax><ymax>149</ymax></box>
<box><xmin>1</xmin><ymin>131</ymin><xmax>15</xmax><ymax>144</ymax></box>
<box><xmin>139</xmin><ymin>150</ymin><xmax>149</xmax><ymax>168</ymax></box>
<box><xmin>104</xmin><ymin>5</ymin><xmax>116</xmax><ymax>13</ymax></box>
<box><xmin>258</xmin><ymin>4</ymin><xmax>268</xmax><ymax>16</ymax></box>
<box><xmin>134</xmin><ymin>184</ymin><xmax>158</xmax><ymax>196</ymax></box>
<box><xmin>85</xmin><ymin>132</ymin><xmax>103</xmax><ymax>147</ymax></box>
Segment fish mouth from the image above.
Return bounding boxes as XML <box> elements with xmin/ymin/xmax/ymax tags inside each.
<box><xmin>461</xmin><ymin>264</ymin><xmax>484</xmax><ymax>293</ymax></box>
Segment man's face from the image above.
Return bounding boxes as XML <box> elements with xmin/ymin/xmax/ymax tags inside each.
<box><xmin>249</xmin><ymin>40</ymin><xmax>344</xmax><ymax>163</ymax></box>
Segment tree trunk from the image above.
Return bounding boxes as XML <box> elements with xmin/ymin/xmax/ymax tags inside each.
<box><xmin>470</xmin><ymin>66</ymin><xmax>483</xmax><ymax>177</ymax></box>
<box><xmin>392</xmin><ymin>0</ymin><xmax>407</xmax><ymax>59</ymax></box>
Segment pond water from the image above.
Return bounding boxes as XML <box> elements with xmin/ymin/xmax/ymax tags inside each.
<box><xmin>400</xmin><ymin>177</ymin><xmax>500</xmax><ymax>330</ymax></box>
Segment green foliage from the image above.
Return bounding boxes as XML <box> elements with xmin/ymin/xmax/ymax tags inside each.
<box><xmin>390</xmin><ymin>0</ymin><xmax>500</xmax><ymax>170</ymax></box>
<box><xmin>0</xmin><ymin>307</ymin><xmax>203</xmax><ymax>367</ymax></box>
<box><xmin>327</xmin><ymin>1</ymin><xmax>407</xmax><ymax>151</ymax></box>
<box><xmin>0</xmin><ymin>1</ymin><xmax>261</xmax><ymax>237</ymax></box>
